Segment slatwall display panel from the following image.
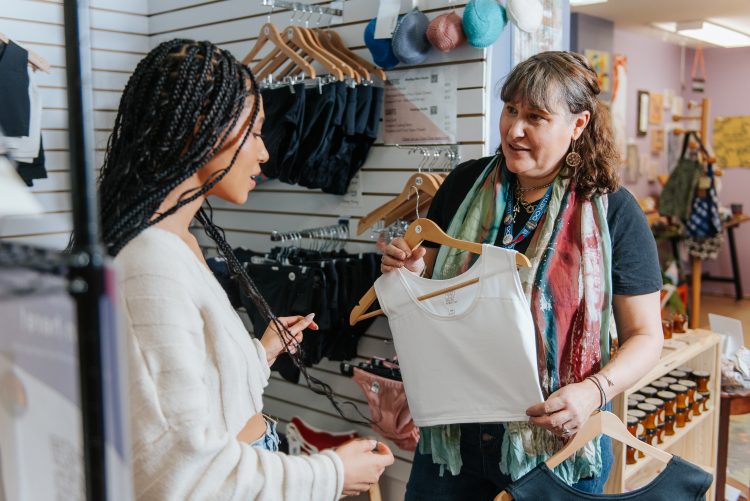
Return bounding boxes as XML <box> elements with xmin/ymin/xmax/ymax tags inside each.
<box><xmin>151</xmin><ymin>0</ymin><xmax>491</xmax><ymax>497</ymax></box>
<box><xmin>1</xmin><ymin>0</ymin><xmax>148</xmax><ymax>248</ymax></box>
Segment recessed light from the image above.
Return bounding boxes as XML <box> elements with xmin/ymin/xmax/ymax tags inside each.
<box><xmin>653</xmin><ymin>21</ymin><xmax>750</xmax><ymax>48</ymax></box>
<box><xmin>569</xmin><ymin>0</ymin><xmax>608</xmax><ymax>6</ymax></box>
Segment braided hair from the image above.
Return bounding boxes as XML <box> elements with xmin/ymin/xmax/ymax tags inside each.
<box><xmin>100</xmin><ymin>40</ymin><xmax>371</xmax><ymax>425</ymax></box>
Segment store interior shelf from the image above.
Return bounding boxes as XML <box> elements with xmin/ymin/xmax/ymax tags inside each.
<box><xmin>624</xmin><ymin>405</ymin><xmax>715</xmax><ymax>481</ymax></box>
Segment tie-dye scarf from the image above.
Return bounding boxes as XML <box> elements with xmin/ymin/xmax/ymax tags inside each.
<box><xmin>420</xmin><ymin>154</ymin><xmax>613</xmax><ymax>485</ymax></box>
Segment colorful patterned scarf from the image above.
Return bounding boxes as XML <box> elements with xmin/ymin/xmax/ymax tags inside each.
<box><xmin>420</xmin><ymin>155</ymin><xmax>613</xmax><ymax>484</ymax></box>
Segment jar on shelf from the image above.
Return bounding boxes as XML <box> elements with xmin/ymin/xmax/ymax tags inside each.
<box><xmin>627</xmin><ymin>409</ymin><xmax>647</xmax><ymax>458</ymax></box>
<box><xmin>665</xmin><ymin>415</ymin><xmax>676</xmax><ymax>436</ymax></box>
<box><xmin>630</xmin><ymin>393</ymin><xmax>646</xmax><ymax>404</ymax></box>
<box><xmin>637</xmin><ymin>403</ymin><xmax>658</xmax><ymax>433</ymax></box>
<box><xmin>657</xmin><ymin>390</ymin><xmax>677</xmax><ymax>419</ymax></box>
<box><xmin>659</xmin><ymin>376</ymin><xmax>678</xmax><ymax>386</ymax></box>
<box><xmin>693</xmin><ymin>370</ymin><xmax>710</xmax><ymax>393</ymax></box>
<box><xmin>669</xmin><ymin>370</ymin><xmax>688</xmax><ymax>380</ymax></box>
<box><xmin>645</xmin><ymin>397</ymin><xmax>665</xmax><ymax>424</ymax></box>
<box><xmin>626</xmin><ymin>416</ymin><xmax>639</xmax><ymax>465</ymax></box>
<box><xmin>651</xmin><ymin>380</ymin><xmax>669</xmax><ymax>392</ymax></box>
<box><xmin>678</xmin><ymin>379</ymin><xmax>697</xmax><ymax>422</ymax></box>
<box><xmin>677</xmin><ymin>366</ymin><xmax>694</xmax><ymax>380</ymax></box>
<box><xmin>692</xmin><ymin>392</ymin><xmax>703</xmax><ymax>417</ymax></box>
<box><xmin>639</xmin><ymin>386</ymin><xmax>658</xmax><ymax>399</ymax></box>
<box><xmin>670</xmin><ymin>384</ymin><xmax>689</xmax><ymax>428</ymax></box>
<box><xmin>662</xmin><ymin>318</ymin><xmax>673</xmax><ymax>339</ymax></box>
<box><xmin>628</xmin><ymin>397</ymin><xmax>641</xmax><ymax>409</ymax></box>
<box><xmin>672</xmin><ymin>313</ymin><xmax>688</xmax><ymax>333</ymax></box>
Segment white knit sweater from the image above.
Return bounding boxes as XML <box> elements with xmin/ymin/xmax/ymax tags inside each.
<box><xmin>116</xmin><ymin>227</ymin><xmax>345</xmax><ymax>500</ymax></box>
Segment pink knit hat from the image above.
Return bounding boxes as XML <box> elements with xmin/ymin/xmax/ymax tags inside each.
<box><xmin>426</xmin><ymin>11</ymin><xmax>466</xmax><ymax>53</ymax></box>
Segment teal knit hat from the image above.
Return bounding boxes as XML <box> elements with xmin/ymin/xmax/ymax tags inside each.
<box><xmin>462</xmin><ymin>0</ymin><xmax>507</xmax><ymax>48</ymax></box>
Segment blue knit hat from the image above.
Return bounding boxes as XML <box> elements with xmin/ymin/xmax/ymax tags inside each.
<box><xmin>462</xmin><ymin>0</ymin><xmax>507</xmax><ymax>48</ymax></box>
<box><xmin>364</xmin><ymin>17</ymin><xmax>400</xmax><ymax>70</ymax></box>
<box><xmin>392</xmin><ymin>9</ymin><xmax>432</xmax><ymax>65</ymax></box>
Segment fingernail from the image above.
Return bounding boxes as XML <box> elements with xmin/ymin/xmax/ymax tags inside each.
<box><xmin>399</xmin><ymin>252</ymin><xmax>406</xmax><ymax>259</ymax></box>
<box><xmin>305</xmin><ymin>313</ymin><xmax>315</xmax><ymax>321</ymax></box>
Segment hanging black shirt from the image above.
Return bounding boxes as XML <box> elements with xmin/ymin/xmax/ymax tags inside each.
<box><xmin>0</xmin><ymin>41</ymin><xmax>31</xmax><ymax>137</ymax></box>
<box><xmin>424</xmin><ymin>157</ymin><xmax>663</xmax><ymax>296</ymax></box>
<box><xmin>506</xmin><ymin>456</ymin><xmax>712</xmax><ymax>500</ymax></box>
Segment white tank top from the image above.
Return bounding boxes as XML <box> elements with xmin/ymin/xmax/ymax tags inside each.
<box><xmin>374</xmin><ymin>244</ymin><xmax>544</xmax><ymax>427</ymax></box>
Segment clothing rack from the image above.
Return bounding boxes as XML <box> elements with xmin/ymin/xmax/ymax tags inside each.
<box><xmin>395</xmin><ymin>144</ymin><xmax>461</xmax><ymax>171</ymax></box>
<box><xmin>270</xmin><ymin>222</ymin><xmax>349</xmax><ymax>242</ymax></box>
<box><xmin>261</xmin><ymin>0</ymin><xmax>343</xmax><ymax>19</ymax></box>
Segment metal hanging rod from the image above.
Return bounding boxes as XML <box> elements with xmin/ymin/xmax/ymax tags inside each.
<box><xmin>270</xmin><ymin>223</ymin><xmax>349</xmax><ymax>242</ymax></box>
<box><xmin>262</xmin><ymin>0</ymin><xmax>343</xmax><ymax>18</ymax></box>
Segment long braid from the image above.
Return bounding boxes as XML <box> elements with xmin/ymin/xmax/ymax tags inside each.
<box><xmin>99</xmin><ymin>39</ymin><xmax>372</xmax><ymax>426</ymax></box>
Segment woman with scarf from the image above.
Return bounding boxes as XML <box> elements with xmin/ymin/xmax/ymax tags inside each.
<box><xmin>381</xmin><ymin>51</ymin><xmax>664</xmax><ymax>499</ymax></box>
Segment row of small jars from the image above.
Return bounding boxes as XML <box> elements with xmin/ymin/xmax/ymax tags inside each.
<box><xmin>625</xmin><ymin>366</ymin><xmax>711</xmax><ymax>465</ymax></box>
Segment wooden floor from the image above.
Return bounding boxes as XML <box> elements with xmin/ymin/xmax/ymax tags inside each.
<box><xmin>698</xmin><ymin>294</ymin><xmax>750</xmax><ymax>499</ymax></box>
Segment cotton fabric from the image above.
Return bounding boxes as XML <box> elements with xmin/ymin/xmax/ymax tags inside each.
<box><xmin>116</xmin><ymin>227</ymin><xmax>345</xmax><ymax>501</ymax></box>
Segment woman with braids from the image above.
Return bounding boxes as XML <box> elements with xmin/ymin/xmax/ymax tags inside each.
<box><xmin>102</xmin><ymin>40</ymin><xmax>393</xmax><ymax>500</ymax></box>
<box><xmin>382</xmin><ymin>51</ymin><xmax>664</xmax><ymax>498</ymax></box>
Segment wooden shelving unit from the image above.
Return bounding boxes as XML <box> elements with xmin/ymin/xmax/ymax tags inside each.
<box><xmin>605</xmin><ymin>329</ymin><xmax>722</xmax><ymax>498</ymax></box>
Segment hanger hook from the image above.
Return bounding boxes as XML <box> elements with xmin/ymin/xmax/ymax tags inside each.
<box><xmin>409</xmin><ymin>185</ymin><xmax>421</xmax><ymax>220</ymax></box>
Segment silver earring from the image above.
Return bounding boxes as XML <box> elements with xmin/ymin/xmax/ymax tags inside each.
<box><xmin>565</xmin><ymin>138</ymin><xmax>582</xmax><ymax>168</ymax></box>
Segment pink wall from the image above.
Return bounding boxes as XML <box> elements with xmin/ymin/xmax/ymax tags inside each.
<box><xmin>613</xmin><ymin>31</ymin><xmax>750</xmax><ymax>298</ymax></box>
<box><xmin>683</xmin><ymin>46</ymin><xmax>750</xmax><ymax>297</ymax></box>
<box><xmin>613</xmin><ymin>28</ymin><xmax>683</xmax><ymax>199</ymax></box>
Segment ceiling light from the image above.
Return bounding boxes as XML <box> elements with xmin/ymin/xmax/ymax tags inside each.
<box><xmin>569</xmin><ymin>0</ymin><xmax>608</xmax><ymax>5</ymax></box>
<box><xmin>653</xmin><ymin>21</ymin><xmax>750</xmax><ymax>48</ymax></box>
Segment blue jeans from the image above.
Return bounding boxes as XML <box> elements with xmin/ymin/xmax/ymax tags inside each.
<box><xmin>405</xmin><ymin>423</ymin><xmax>614</xmax><ymax>500</ymax></box>
<box><xmin>249</xmin><ymin>417</ymin><xmax>280</xmax><ymax>452</ymax></box>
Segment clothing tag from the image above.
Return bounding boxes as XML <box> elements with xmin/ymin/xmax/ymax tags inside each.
<box><xmin>374</xmin><ymin>0</ymin><xmax>400</xmax><ymax>39</ymax></box>
<box><xmin>447</xmin><ymin>307</ymin><xmax>456</xmax><ymax>316</ymax></box>
<box><xmin>443</xmin><ymin>291</ymin><xmax>457</xmax><ymax>305</ymax></box>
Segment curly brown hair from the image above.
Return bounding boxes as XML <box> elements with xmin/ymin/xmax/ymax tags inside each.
<box><xmin>500</xmin><ymin>51</ymin><xmax>620</xmax><ymax>198</ymax></box>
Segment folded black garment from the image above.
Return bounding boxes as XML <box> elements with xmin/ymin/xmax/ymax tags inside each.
<box><xmin>259</xmin><ymin>83</ymin><xmax>306</xmax><ymax>179</ymax></box>
<box><xmin>279</xmin><ymin>83</ymin><xmax>338</xmax><ymax>185</ymax></box>
<box><xmin>297</xmin><ymin>81</ymin><xmax>348</xmax><ymax>190</ymax></box>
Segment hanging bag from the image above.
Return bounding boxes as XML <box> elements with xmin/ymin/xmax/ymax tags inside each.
<box><xmin>659</xmin><ymin>132</ymin><xmax>702</xmax><ymax>221</ymax></box>
<box><xmin>691</xmin><ymin>47</ymin><xmax>706</xmax><ymax>93</ymax></box>
<box><xmin>686</xmin><ymin>161</ymin><xmax>721</xmax><ymax>238</ymax></box>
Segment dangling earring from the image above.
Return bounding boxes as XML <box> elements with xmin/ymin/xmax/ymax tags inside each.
<box><xmin>565</xmin><ymin>137</ymin><xmax>582</xmax><ymax>168</ymax></box>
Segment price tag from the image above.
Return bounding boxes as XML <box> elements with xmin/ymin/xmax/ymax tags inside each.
<box><xmin>374</xmin><ymin>0</ymin><xmax>400</xmax><ymax>39</ymax></box>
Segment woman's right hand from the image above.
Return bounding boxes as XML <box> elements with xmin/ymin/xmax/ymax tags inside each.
<box><xmin>335</xmin><ymin>439</ymin><xmax>394</xmax><ymax>497</ymax></box>
<box><xmin>381</xmin><ymin>237</ymin><xmax>426</xmax><ymax>274</ymax></box>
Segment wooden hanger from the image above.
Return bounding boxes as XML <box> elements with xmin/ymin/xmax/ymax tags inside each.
<box><xmin>275</xmin><ymin>25</ymin><xmax>344</xmax><ymax>81</ymax></box>
<box><xmin>349</xmin><ymin>218</ymin><xmax>532</xmax><ymax>325</ymax></box>
<box><xmin>312</xmin><ymin>28</ymin><xmax>363</xmax><ymax>83</ymax></box>
<box><xmin>245</xmin><ymin>23</ymin><xmax>316</xmax><ymax>79</ymax></box>
<box><xmin>493</xmin><ymin>411</ymin><xmax>672</xmax><ymax>501</ymax></box>
<box><xmin>323</xmin><ymin>29</ymin><xmax>387</xmax><ymax>81</ymax></box>
<box><xmin>357</xmin><ymin>173</ymin><xmax>444</xmax><ymax>235</ymax></box>
<box><xmin>0</xmin><ymin>33</ymin><xmax>51</xmax><ymax>73</ymax></box>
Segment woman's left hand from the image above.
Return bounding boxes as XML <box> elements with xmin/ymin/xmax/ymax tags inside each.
<box><xmin>526</xmin><ymin>379</ymin><xmax>601</xmax><ymax>438</ymax></box>
<box><xmin>260</xmin><ymin>314</ymin><xmax>318</xmax><ymax>367</ymax></box>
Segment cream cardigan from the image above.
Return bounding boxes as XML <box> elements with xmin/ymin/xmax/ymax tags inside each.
<box><xmin>116</xmin><ymin>227</ymin><xmax>344</xmax><ymax>500</ymax></box>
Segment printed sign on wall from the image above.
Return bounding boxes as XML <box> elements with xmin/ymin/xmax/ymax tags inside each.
<box><xmin>714</xmin><ymin>116</ymin><xmax>750</xmax><ymax>168</ymax></box>
<box><xmin>383</xmin><ymin>66</ymin><xmax>457</xmax><ymax>145</ymax></box>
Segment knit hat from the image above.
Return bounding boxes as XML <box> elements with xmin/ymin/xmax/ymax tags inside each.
<box><xmin>507</xmin><ymin>0</ymin><xmax>544</xmax><ymax>33</ymax></box>
<box><xmin>391</xmin><ymin>9</ymin><xmax>432</xmax><ymax>65</ymax></box>
<box><xmin>363</xmin><ymin>17</ymin><xmax>400</xmax><ymax>70</ymax></box>
<box><xmin>426</xmin><ymin>11</ymin><xmax>467</xmax><ymax>53</ymax></box>
<box><xmin>462</xmin><ymin>0</ymin><xmax>507</xmax><ymax>48</ymax></box>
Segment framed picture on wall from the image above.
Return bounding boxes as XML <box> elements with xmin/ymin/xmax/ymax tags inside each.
<box><xmin>637</xmin><ymin>90</ymin><xmax>649</xmax><ymax>137</ymax></box>
<box><xmin>649</xmin><ymin>93</ymin><xmax>664</xmax><ymax>124</ymax></box>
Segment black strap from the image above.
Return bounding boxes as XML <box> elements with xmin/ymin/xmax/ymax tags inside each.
<box><xmin>680</xmin><ymin>131</ymin><xmax>711</xmax><ymax>161</ymax></box>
